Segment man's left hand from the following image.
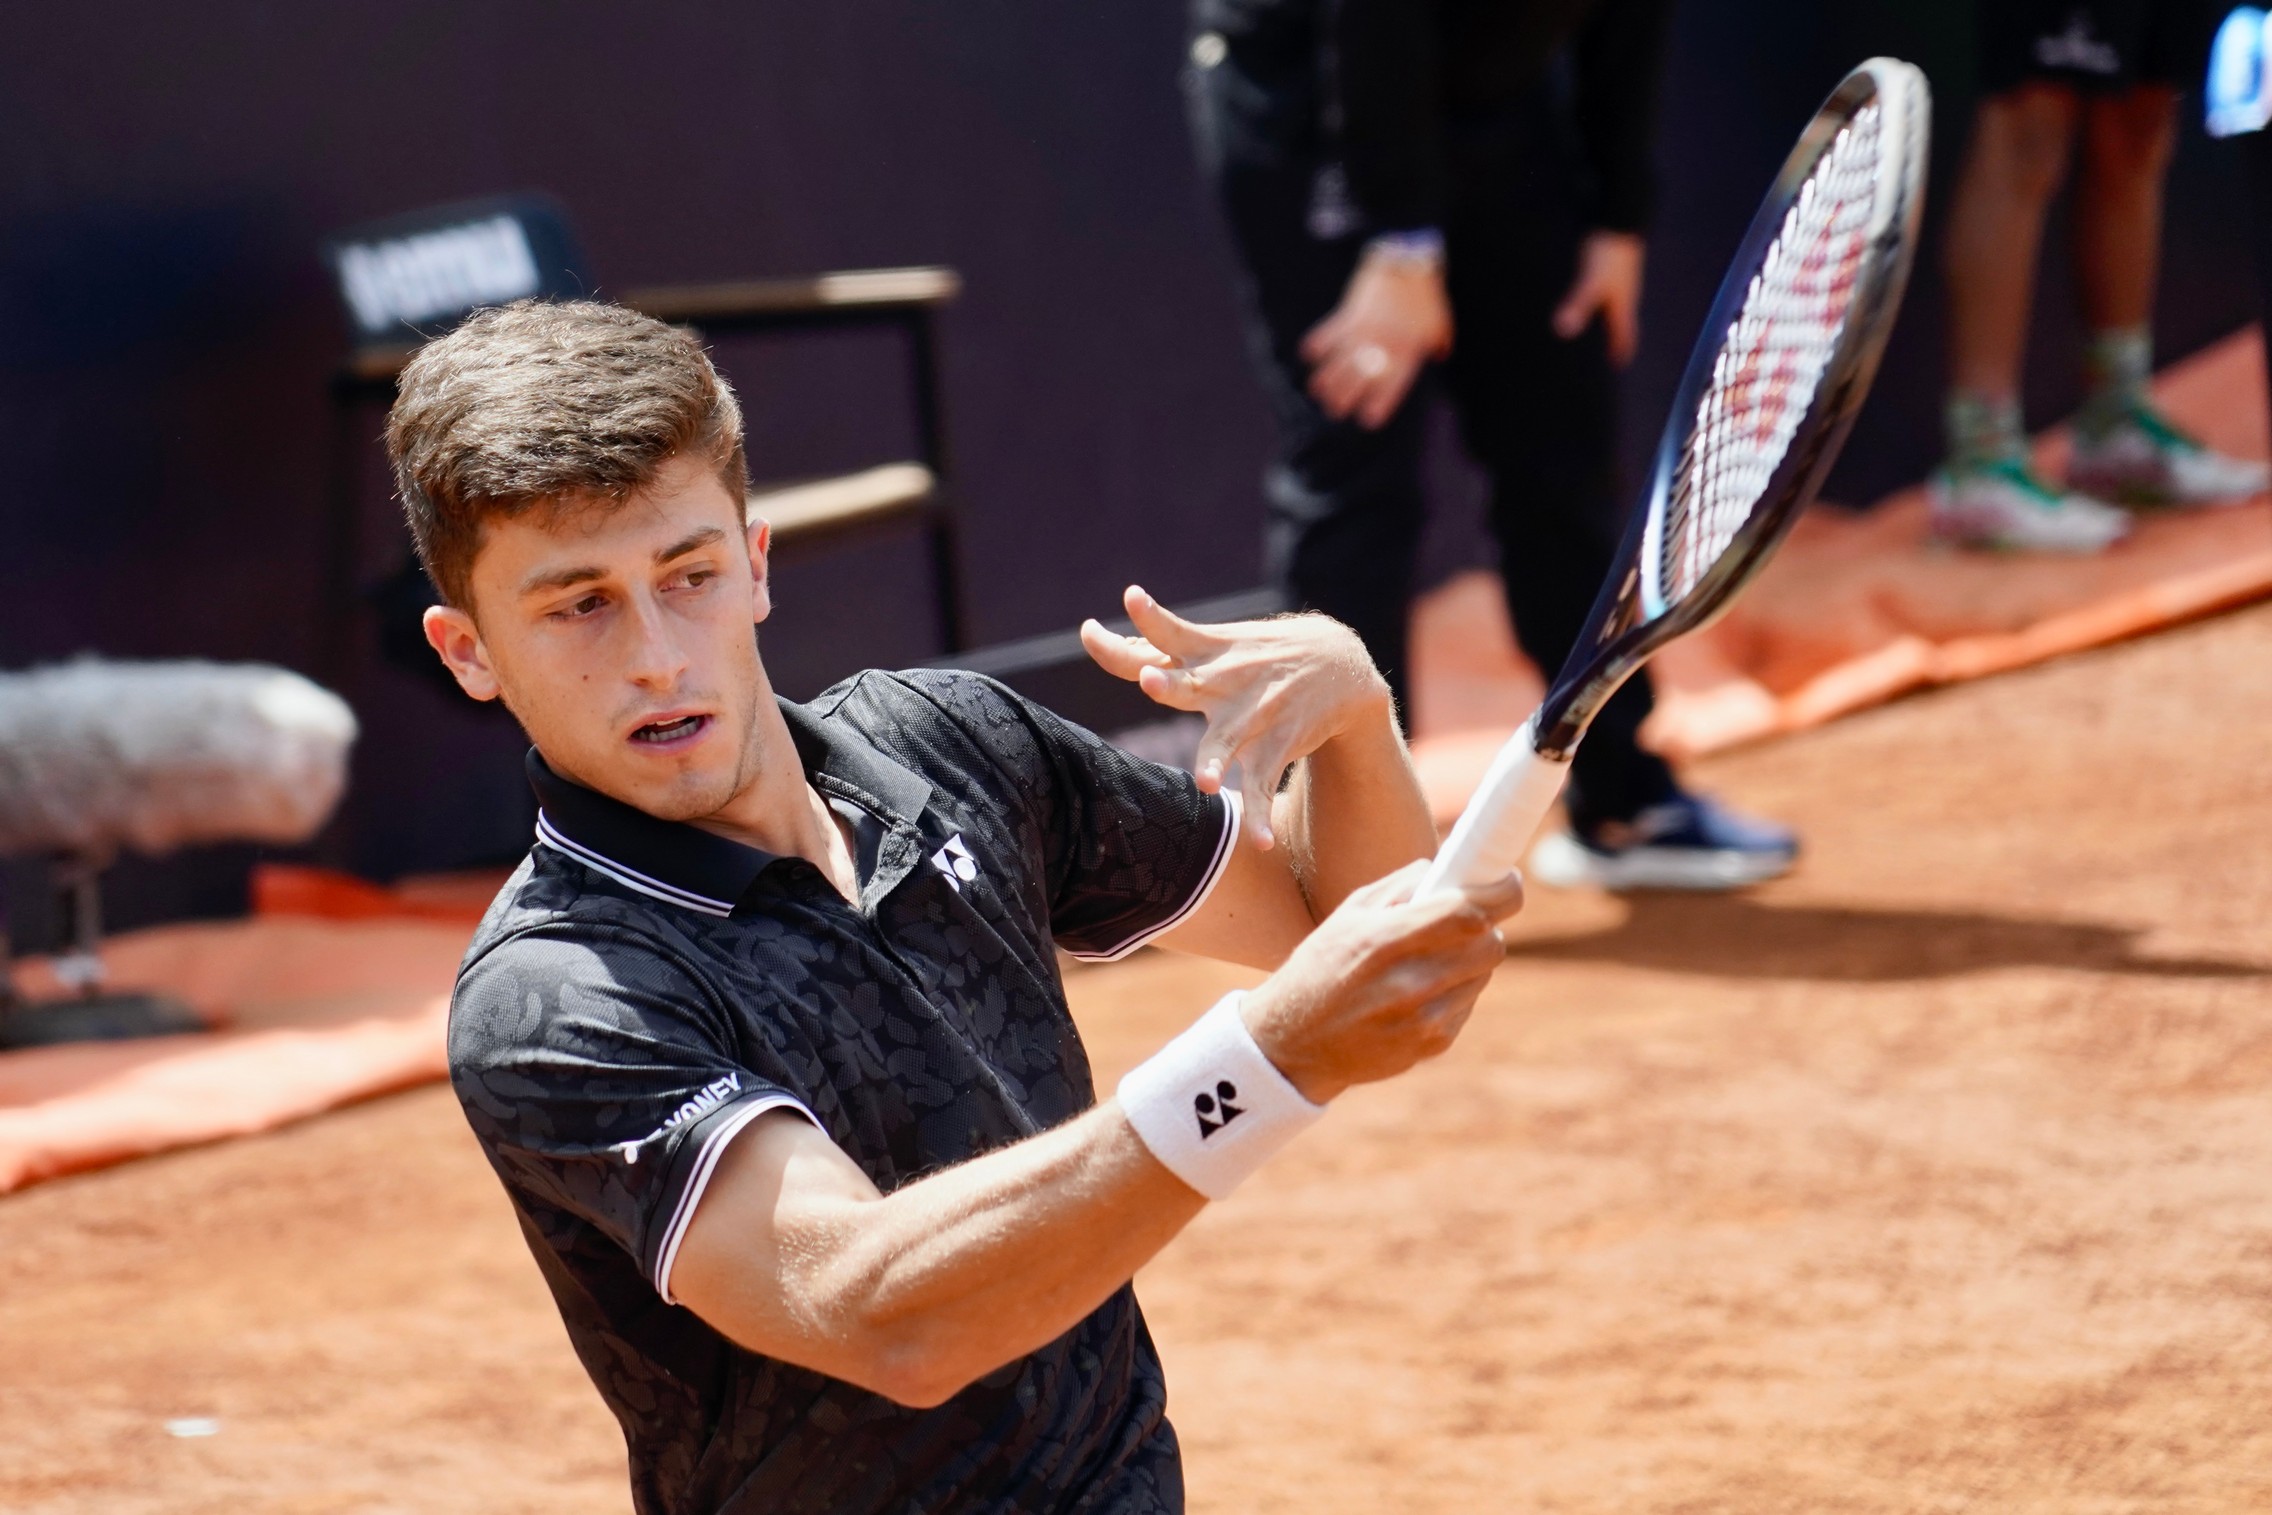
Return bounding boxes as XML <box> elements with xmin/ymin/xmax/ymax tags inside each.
<box><xmin>1080</xmin><ymin>587</ymin><xmax>1390</xmax><ymax>850</ymax></box>
<box><xmin>1551</xmin><ymin>230</ymin><xmax>1646</xmax><ymax>367</ymax></box>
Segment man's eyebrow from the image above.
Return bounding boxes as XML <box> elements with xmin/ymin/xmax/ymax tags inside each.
<box><xmin>518</xmin><ymin>563</ymin><xmax>606</xmax><ymax>598</ymax></box>
<box><xmin>516</xmin><ymin>528</ymin><xmax>730</xmax><ymax>599</ymax></box>
<box><xmin>655</xmin><ymin>526</ymin><xmax>727</xmax><ymax>563</ymax></box>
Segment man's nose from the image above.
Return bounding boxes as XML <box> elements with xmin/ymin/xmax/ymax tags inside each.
<box><xmin>621</xmin><ymin>591</ymin><xmax>691</xmax><ymax>688</ymax></box>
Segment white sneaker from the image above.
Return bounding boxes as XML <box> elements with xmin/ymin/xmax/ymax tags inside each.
<box><xmin>1929</xmin><ymin>459</ymin><xmax>2131</xmax><ymax>553</ymax></box>
<box><xmin>2066</xmin><ymin>402</ymin><xmax>2270</xmax><ymax>507</ymax></box>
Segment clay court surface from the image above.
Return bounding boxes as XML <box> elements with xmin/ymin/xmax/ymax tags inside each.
<box><xmin>4</xmin><ymin>602</ymin><xmax>2270</xmax><ymax>1513</ymax></box>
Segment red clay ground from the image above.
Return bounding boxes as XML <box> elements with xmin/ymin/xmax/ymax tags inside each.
<box><xmin>4</xmin><ymin>603</ymin><xmax>2271</xmax><ymax>1513</ymax></box>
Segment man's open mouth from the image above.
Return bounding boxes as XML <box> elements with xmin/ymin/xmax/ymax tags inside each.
<box><xmin>630</xmin><ymin>714</ymin><xmax>710</xmax><ymax>745</ymax></box>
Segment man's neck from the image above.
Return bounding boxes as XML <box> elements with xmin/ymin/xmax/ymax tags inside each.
<box><xmin>690</xmin><ymin>696</ymin><xmax>854</xmax><ymax>891</ymax></box>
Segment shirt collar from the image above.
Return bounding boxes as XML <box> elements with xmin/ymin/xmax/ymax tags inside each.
<box><xmin>527</xmin><ymin>695</ymin><xmax>933</xmax><ymax>917</ymax></box>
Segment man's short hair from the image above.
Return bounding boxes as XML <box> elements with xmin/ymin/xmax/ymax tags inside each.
<box><xmin>386</xmin><ymin>300</ymin><xmax>749</xmax><ymax>609</ymax></box>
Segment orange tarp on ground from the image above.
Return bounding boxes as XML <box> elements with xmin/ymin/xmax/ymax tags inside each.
<box><xmin>3</xmin><ymin>329</ymin><xmax>2269</xmax><ymax>1193</ymax></box>
<box><xmin>1407</xmin><ymin>327</ymin><xmax>2272</xmax><ymax>819</ymax></box>
<box><xmin>0</xmin><ymin>882</ymin><xmax>487</xmax><ymax>1193</ymax></box>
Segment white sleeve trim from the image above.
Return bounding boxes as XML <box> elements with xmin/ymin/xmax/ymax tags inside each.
<box><xmin>652</xmin><ymin>1092</ymin><xmax>823</xmax><ymax>1305</ymax></box>
<box><xmin>1068</xmin><ymin>789</ymin><xmax>1243</xmax><ymax>963</ymax></box>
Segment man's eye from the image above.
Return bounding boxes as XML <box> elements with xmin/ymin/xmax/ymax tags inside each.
<box><xmin>681</xmin><ymin>569</ymin><xmax>715</xmax><ymax>588</ymax></box>
<box><xmin>553</xmin><ymin>595</ymin><xmax>605</xmax><ymax>620</ymax></box>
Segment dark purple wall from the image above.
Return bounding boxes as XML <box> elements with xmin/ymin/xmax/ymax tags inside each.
<box><xmin>0</xmin><ymin>1</ymin><xmax>2258</xmax><ymax>931</ymax></box>
<box><xmin>4</xmin><ymin>0</ymin><xmax>1284</xmax><ymax>896</ymax></box>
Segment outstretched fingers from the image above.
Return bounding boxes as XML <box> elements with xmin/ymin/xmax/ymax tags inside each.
<box><xmin>1183</xmin><ymin>715</ymin><xmax>1280</xmax><ymax>848</ymax></box>
<box><xmin>1134</xmin><ymin>662</ymin><xmax>1204</xmax><ymax>712</ymax></box>
<box><xmin>1233</xmin><ymin>746</ymin><xmax>1285</xmax><ymax>852</ymax></box>
<box><xmin>1122</xmin><ymin>585</ymin><xmax>1215</xmax><ymax>658</ymax></box>
<box><xmin>1079</xmin><ymin>618</ymin><xmax>1172</xmax><ymax>684</ymax></box>
<box><xmin>1186</xmin><ymin>711</ymin><xmax>1241</xmax><ymax>789</ymax></box>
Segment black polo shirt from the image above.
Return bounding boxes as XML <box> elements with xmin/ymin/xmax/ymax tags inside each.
<box><xmin>448</xmin><ymin>669</ymin><xmax>1239</xmax><ymax>1515</ymax></box>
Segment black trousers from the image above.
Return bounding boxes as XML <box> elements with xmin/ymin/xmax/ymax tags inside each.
<box><xmin>1189</xmin><ymin>70</ymin><xmax>1676</xmax><ymax>826</ymax></box>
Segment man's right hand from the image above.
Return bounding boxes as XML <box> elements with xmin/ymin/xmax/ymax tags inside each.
<box><xmin>1241</xmin><ymin>860</ymin><xmax>1522</xmax><ymax>1105</ymax></box>
<box><xmin>1300</xmin><ymin>250</ymin><xmax>1453</xmax><ymax>430</ymax></box>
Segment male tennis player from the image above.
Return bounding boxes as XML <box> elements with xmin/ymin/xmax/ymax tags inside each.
<box><xmin>394</xmin><ymin>300</ymin><xmax>1519</xmax><ymax>1515</ymax></box>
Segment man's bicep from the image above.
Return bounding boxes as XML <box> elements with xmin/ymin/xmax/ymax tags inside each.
<box><xmin>453</xmin><ymin>930</ymin><xmax>829</xmax><ymax>1295</ymax></box>
<box><xmin>966</xmin><ymin>672</ymin><xmax>1256</xmax><ymax>961</ymax></box>
<box><xmin>1153</xmin><ymin>811</ymin><xmax>1315</xmax><ymax>969</ymax></box>
<box><xmin>668</xmin><ymin>1109</ymin><xmax>884</xmax><ymax>1365</ymax></box>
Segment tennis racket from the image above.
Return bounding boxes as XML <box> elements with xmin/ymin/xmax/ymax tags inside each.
<box><xmin>1420</xmin><ymin>57</ymin><xmax>1930</xmax><ymax>899</ymax></box>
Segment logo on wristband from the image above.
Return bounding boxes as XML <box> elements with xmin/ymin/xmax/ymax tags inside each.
<box><xmin>1193</xmin><ymin>1080</ymin><xmax>1245</xmax><ymax>1138</ymax></box>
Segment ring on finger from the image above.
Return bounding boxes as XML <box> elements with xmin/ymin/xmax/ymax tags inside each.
<box><xmin>1351</xmin><ymin>343</ymin><xmax>1390</xmax><ymax>379</ymax></box>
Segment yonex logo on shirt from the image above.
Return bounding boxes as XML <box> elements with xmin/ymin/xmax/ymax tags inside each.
<box><xmin>930</xmin><ymin>833</ymin><xmax>980</xmax><ymax>891</ymax></box>
<box><xmin>613</xmin><ymin>1072</ymin><xmax>742</xmax><ymax>1164</ymax></box>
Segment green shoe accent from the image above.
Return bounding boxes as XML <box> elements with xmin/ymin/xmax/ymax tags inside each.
<box><xmin>2075</xmin><ymin>392</ymin><xmax>2200</xmax><ymax>446</ymax></box>
<box><xmin>2071</xmin><ymin>398</ymin><xmax>2214</xmax><ymax>508</ymax></box>
<box><xmin>1944</xmin><ymin>455</ymin><xmax>2067</xmax><ymax>504</ymax></box>
<box><xmin>1932</xmin><ymin>454</ymin><xmax>2133</xmax><ymax>553</ymax></box>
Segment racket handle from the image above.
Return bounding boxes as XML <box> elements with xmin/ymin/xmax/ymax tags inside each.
<box><xmin>1416</xmin><ymin>716</ymin><xmax>1573</xmax><ymax>900</ymax></box>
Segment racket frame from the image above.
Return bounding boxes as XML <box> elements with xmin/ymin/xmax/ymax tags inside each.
<box><xmin>1417</xmin><ymin>58</ymin><xmax>1929</xmax><ymax>899</ymax></box>
<box><xmin>1532</xmin><ymin>57</ymin><xmax>1930</xmax><ymax>760</ymax></box>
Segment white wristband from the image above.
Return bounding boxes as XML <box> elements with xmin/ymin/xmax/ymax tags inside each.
<box><xmin>1117</xmin><ymin>991</ymin><xmax>1325</xmax><ymax>1201</ymax></box>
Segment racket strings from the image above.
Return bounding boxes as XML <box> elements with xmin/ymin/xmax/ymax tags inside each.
<box><xmin>1660</xmin><ymin>101</ymin><xmax>1883</xmax><ymax>608</ymax></box>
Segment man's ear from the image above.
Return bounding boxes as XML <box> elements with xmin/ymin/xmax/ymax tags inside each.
<box><xmin>746</xmin><ymin>518</ymin><xmax>774</xmax><ymax>625</ymax></box>
<box><xmin>422</xmin><ymin>604</ymin><xmax>502</xmax><ymax>702</ymax></box>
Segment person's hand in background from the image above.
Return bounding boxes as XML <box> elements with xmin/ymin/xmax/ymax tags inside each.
<box><xmin>1301</xmin><ymin>245</ymin><xmax>1453</xmax><ymax>429</ymax></box>
<box><xmin>1551</xmin><ymin>230</ymin><xmax>1646</xmax><ymax>367</ymax></box>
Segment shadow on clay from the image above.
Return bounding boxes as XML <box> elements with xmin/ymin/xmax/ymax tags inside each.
<box><xmin>1510</xmin><ymin>892</ymin><xmax>2267</xmax><ymax>983</ymax></box>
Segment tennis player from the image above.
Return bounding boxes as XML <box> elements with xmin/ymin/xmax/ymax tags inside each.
<box><xmin>392</xmin><ymin>299</ymin><xmax>1519</xmax><ymax>1515</ymax></box>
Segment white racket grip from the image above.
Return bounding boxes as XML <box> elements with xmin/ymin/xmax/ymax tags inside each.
<box><xmin>1417</xmin><ymin>716</ymin><xmax>1573</xmax><ymax>899</ymax></box>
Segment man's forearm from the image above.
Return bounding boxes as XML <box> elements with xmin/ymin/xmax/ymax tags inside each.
<box><xmin>1278</xmin><ymin>700</ymin><xmax>1436</xmax><ymax>919</ymax></box>
<box><xmin>821</xmin><ymin>1104</ymin><xmax>1201</xmax><ymax>1402</ymax></box>
<box><xmin>683</xmin><ymin>1104</ymin><xmax>1204</xmax><ymax>1408</ymax></box>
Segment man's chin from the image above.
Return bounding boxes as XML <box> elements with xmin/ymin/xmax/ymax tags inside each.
<box><xmin>530</xmin><ymin>705</ymin><xmax>762</xmax><ymax>824</ymax></box>
<box><xmin>618</xmin><ymin>768</ymin><xmax>743</xmax><ymax>823</ymax></box>
<box><xmin>558</xmin><ymin>749</ymin><xmax>743</xmax><ymax>822</ymax></box>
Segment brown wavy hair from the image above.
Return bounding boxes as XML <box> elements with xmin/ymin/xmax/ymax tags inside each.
<box><xmin>387</xmin><ymin>300</ymin><xmax>749</xmax><ymax>610</ymax></box>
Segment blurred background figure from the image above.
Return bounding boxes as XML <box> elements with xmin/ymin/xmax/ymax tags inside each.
<box><xmin>1182</xmin><ymin>0</ymin><xmax>1798</xmax><ymax>891</ymax></box>
<box><xmin>1934</xmin><ymin>0</ymin><xmax>2267</xmax><ymax>552</ymax></box>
